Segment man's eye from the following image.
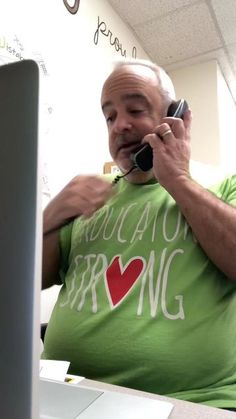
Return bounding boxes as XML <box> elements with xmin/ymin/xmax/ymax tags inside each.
<box><xmin>130</xmin><ymin>109</ymin><xmax>144</xmax><ymax>114</ymax></box>
<box><xmin>106</xmin><ymin>115</ymin><xmax>115</xmax><ymax>124</ymax></box>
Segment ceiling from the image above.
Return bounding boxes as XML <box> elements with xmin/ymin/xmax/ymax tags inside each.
<box><xmin>107</xmin><ymin>0</ymin><xmax>236</xmax><ymax>104</ymax></box>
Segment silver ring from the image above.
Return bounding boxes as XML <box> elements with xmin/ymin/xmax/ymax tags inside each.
<box><xmin>161</xmin><ymin>129</ymin><xmax>172</xmax><ymax>138</ymax></box>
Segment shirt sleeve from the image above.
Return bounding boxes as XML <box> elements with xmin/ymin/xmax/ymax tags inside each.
<box><xmin>221</xmin><ymin>175</ymin><xmax>236</xmax><ymax>206</ymax></box>
<box><xmin>210</xmin><ymin>175</ymin><xmax>236</xmax><ymax>207</ymax></box>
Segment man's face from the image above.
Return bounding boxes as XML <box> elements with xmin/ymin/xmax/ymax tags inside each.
<box><xmin>101</xmin><ymin>65</ymin><xmax>164</xmax><ymax>176</ymax></box>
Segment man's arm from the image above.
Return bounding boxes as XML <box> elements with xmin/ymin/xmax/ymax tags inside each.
<box><xmin>145</xmin><ymin>110</ymin><xmax>236</xmax><ymax>280</ymax></box>
<box><xmin>42</xmin><ymin>175</ymin><xmax>113</xmax><ymax>289</ymax></box>
<box><xmin>42</xmin><ymin>230</ymin><xmax>61</xmax><ymax>289</ymax></box>
<box><xmin>168</xmin><ymin>177</ymin><xmax>236</xmax><ymax>280</ymax></box>
<box><xmin>42</xmin><ymin>197</ymin><xmax>63</xmax><ymax>290</ymax></box>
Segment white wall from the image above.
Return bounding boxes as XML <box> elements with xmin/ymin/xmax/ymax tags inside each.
<box><xmin>169</xmin><ymin>60</ymin><xmax>221</xmax><ymax>167</ymax></box>
<box><xmin>169</xmin><ymin>60</ymin><xmax>236</xmax><ymax>184</ymax></box>
<box><xmin>36</xmin><ymin>0</ymin><xmax>150</xmax><ymax>196</ymax></box>
<box><xmin>217</xmin><ymin>65</ymin><xmax>236</xmax><ymax>172</ymax></box>
<box><xmin>0</xmin><ymin>0</ymin><xmax>149</xmax><ymax>199</ymax></box>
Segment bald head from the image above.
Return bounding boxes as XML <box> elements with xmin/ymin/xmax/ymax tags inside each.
<box><xmin>102</xmin><ymin>58</ymin><xmax>176</xmax><ymax>112</ymax></box>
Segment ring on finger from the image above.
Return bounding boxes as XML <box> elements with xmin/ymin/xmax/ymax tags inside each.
<box><xmin>161</xmin><ymin>129</ymin><xmax>172</xmax><ymax>138</ymax></box>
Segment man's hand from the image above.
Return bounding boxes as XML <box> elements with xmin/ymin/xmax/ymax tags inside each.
<box><xmin>44</xmin><ymin>175</ymin><xmax>114</xmax><ymax>235</ymax></box>
<box><xmin>42</xmin><ymin>175</ymin><xmax>113</xmax><ymax>288</ymax></box>
<box><xmin>142</xmin><ymin>109</ymin><xmax>192</xmax><ymax>193</ymax></box>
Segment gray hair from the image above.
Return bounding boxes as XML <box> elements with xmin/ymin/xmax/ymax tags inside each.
<box><xmin>112</xmin><ymin>58</ymin><xmax>176</xmax><ymax>110</ymax></box>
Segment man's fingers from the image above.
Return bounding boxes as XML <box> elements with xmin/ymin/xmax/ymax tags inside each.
<box><xmin>183</xmin><ymin>109</ymin><xmax>192</xmax><ymax>138</ymax></box>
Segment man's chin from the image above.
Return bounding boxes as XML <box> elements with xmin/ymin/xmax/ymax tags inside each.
<box><xmin>115</xmin><ymin>158</ymin><xmax>134</xmax><ymax>174</ymax></box>
<box><xmin>128</xmin><ymin>169</ymin><xmax>156</xmax><ymax>184</ymax></box>
<box><xmin>116</xmin><ymin>146</ymin><xmax>141</xmax><ymax>169</ymax></box>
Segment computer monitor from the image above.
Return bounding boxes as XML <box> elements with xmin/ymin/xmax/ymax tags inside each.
<box><xmin>0</xmin><ymin>60</ymin><xmax>41</xmax><ymax>418</ymax></box>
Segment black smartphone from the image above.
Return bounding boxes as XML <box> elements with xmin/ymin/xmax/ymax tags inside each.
<box><xmin>130</xmin><ymin>99</ymin><xmax>189</xmax><ymax>172</ymax></box>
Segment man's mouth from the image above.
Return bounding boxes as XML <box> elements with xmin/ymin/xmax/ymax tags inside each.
<box><xmin>119</xmin><ymin>142</ymin><xmax>141</xmax><ymax>152</ymax></box>
<box><xmin>116</xmin><ymin>135</ymin><xmax>142</xmax><ymax>154</ymax></box>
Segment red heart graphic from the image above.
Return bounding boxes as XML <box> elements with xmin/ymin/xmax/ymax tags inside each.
<box><xmin>105</xmin><ymin>256</ymin><xmax>144</xmax><ymax>307</ymax></box>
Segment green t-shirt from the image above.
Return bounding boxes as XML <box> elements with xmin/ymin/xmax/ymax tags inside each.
<box><xmin>42</xmin><ymin>175</ymin><xmax>236</xmax><ymax>409</ymax></box>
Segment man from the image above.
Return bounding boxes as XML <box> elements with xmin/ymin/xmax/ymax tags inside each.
<box><xmin>42</xmin><ymin>59</ymin><xmax>236</xmax><ymax>411</ymax></box>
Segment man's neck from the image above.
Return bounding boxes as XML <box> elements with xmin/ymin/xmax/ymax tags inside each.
<box><xmin>124</xmin><ymin>168</ymin><xmax>157</xmax><ymax>184</ymax></box>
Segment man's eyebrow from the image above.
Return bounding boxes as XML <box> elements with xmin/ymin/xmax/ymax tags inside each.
<box><xmin>102</xmin><ymin>101</ymin><xmax>112</xmax><ymax>113</ymax></box>
<box><xmin>122</xmin><ymin>93</ymin><xmax>150</xmax><ymax>104</ymax></box>
<box><xmin>102</xmin><ymin>93</ymin><xmax>150</xmax><ymax>113</ymax></box>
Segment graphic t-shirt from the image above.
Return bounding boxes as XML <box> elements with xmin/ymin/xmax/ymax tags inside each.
<box><xmin>42</xmin><ymin>175</ymin><xmax>236</xmax><ymax>409</ymax></box>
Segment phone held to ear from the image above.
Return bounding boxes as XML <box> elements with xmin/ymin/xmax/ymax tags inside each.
<box><xmin>130</xmin><ymin>98</ymin><xmax>189</xmax><ymax>172</ymax></box>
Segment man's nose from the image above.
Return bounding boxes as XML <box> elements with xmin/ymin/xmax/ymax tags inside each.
<box><xmin>113</xmin><ymin>114</ymin><xmax>132</xmax><ymax>134</ymax></box>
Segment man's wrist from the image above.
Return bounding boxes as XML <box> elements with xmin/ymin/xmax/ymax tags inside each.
<box><xmin>162</xmin><ymin>173</ymin><xmax>193</xmax><ymax>198</ymax></box>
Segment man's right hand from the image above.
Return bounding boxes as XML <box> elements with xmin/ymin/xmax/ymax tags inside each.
<box><xmin>43</xmin><ymin>175</ymin><xmax>114</xmax><ymax>235</ymax></box>
<box><xmin>42</xmin><ymin>175</ymin><xmax>113</xmax><ymax>289</ymax></box>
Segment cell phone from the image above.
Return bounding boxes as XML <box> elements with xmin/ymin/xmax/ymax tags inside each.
<box><xmin>130</xmin><ymin>99</ymin><xmax>189</xmax><ymax>172</ymax></box>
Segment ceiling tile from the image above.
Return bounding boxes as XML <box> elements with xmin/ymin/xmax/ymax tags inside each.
<box><xmin>108</xmin><ymin>0</ymin><xmax>236</xmax><ymax>104</ymax></box>
<box><xmin>211</xmin><ymin>0</ymin><xmax>236</xmax><ymax>45</ymax></box>
<box><xmin>164</xmin><ymin>47</ymin><xmax>236</xmax><ymax>102</ymax></box>
<box><xmin>164</xmin><ymin>48</ymin><xmax>223</xmax><ymax>71</ymax></box>
<box><xmin>108</xmin><ymin>0</ymin><xmax>198</xmax><ymax>26</ymax></box>
<box><xmin>133</xmin><ymin>2</ymin><xmax>222</xmax><ymax>65</ymax></box>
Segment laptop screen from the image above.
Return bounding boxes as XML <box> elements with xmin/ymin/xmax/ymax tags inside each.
<box><xmin>0</xmin><ymin>60</ymin><xmax>42</xmax><ymax>418</ymax></box>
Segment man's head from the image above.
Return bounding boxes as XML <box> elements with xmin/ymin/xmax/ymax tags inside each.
<box><xmin>101</xmin><ymin>59</ymin><xmax>176</xmax><ymax>183</ymax></box>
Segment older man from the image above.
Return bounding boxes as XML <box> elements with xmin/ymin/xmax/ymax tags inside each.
<box><xmin>42</xmin><ymin>59</ymin><xmax>236</xmax><ymax>411</ymax></box>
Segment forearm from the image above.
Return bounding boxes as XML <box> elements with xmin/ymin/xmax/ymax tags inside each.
<box><xmin>168</xmin><ymin>176</ymin><xmax>236</xmax><ymax>280</ymax></box>
<box><xmin>42</xmin><ymin>230</ymin><xmax>61</xmax><ymax>289</ymax></box>
<box><xmin>43</xmin><ymin>197</ymin><xmax>68</xmax><ymax>235</ymax></box>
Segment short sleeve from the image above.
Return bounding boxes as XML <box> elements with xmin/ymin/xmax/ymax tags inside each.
<box><xmin>227</xmin><ymin>175</ymin><xmax>236</xmax><ymax>206</ymax></box>
<box><xmin>210</xmin><ymin>175</ymin><xmax>236</xmax><ymax>207</ymax></box>
<box><xmin>221</xmin><ymin>175</ymin><xmax>236</xmax><ymax>206</ymax></box>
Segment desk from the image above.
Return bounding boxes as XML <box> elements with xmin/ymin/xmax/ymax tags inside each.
<box><xmin>80</xmin><ymin>378</ymin><xmax>236</xmax><ymax>418</ymax></box>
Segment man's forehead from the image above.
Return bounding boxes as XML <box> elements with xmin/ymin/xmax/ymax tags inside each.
<box><xmin>101</xmin><ymin>92</ymin><xmax>151</xmax><ymax>112</ymax></box>
<box><xmin>101</xmin><ymin>64</ymin><xmax>159</xmax><ymax>106</ymax></box>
